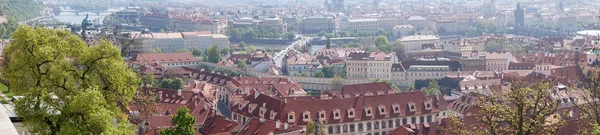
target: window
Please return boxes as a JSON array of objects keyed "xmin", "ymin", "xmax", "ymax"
[
  {"xmin": 357, "ymin": 123, "xmax": 364, "ymax": 131},
  {"xmin": 350, "ymin": 124, "xmax": 355, "ymax": 132},
  {"xmin": 328, "ymin": 126, "xmax": 333, "ymax": 134},
  {"xmin": 348, "ymin": 108, "xmax": 355, "ymax": 118},
  {"xmin": 393, "ymin": 104, "xmax": 400, "ymax": 113},
  {"xmin": 395, "ymin": 119, "xmax": 400, "ymax": 127},
  {"xmin": 411, "ymin": 117, "xmax": 416, "ymax": 124},
  {"xmin": 382, "ymin": 121, "xmax": 387, "ymax": 129},
  {"xmin": 388, "ymin": 120, "xmax": 393, "ymax": 127},
  {"xmin": 367, "ymin": 122, "xmax": 372, "ymax": 131},
  {"xmin": 420, "ymin": 116, "xmax": 424, "ymax": 124},
  {"xmin": 374, "ymin": 121, "xmax": 380, "ymax": 129},
  {"xmin": 402, "ymin": 118, "xmax": 407, "ymax": 125},
  {"xmin": 343, "ymin": 125, "xmax": 348, "ymax": 133}
]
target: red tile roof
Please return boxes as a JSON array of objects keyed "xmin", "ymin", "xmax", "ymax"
[
  {"xmin": 386, "ymin": 122, "xmax": 438, "ymax": 135},
  {"xmin": 200, "ymin": 115, "xmax": 240, "ymax": 134},
  {"xmin": 231, "ymin": 91, "xmax": 448, "ymax": 126},
  {"xmin": 339, "ymin": 82, "xmax": 394, "ymax": 97}
]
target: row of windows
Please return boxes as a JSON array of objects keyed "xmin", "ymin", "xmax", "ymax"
[
  {"xmin": 165, "ymin": 62, "xmax": 199, "ymax": 66},
  {"xmin": 325, "ymin": 114, "xmax": 436, "ymax": 134}
]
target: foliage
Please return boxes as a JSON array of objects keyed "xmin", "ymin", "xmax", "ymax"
[
  {"xmin": 374, "ymin": 35, "xmax": 389, "ymax": 48},
  {"xmin": 142, "ymin": 74, "xmax": 155, "ymax": 86},
  {"xmin": 158, "ymin": 78, "xmax": 184, "ymax": 90},
  {"xmin": 1, "ymin": 26, "xmax": 138, "ymax": 134},
  {"xmin": 330, "ymin": 75, "xmax": 344, "ymax": 90},
  {"xmin": 443, "ymin": 82, "xmax": 565, "ymax": 135},
  {"xmin": 245, "ymin": 45, "xmax": 257, "ymax": 54},
  {"xmin": 392, "ymin": 43, "xmax": 407, "ymax": 61},
  {"xmin": 423, "ymin": 80, "xmax": 441, "ymax": 95},
  {"xmin": 326, "ymin": 37, "xmax": 331, "ymax": 49},
  {"xmin": 237, "ymin": 61, "xmax": 247, "ymax": 69},
  {"xmin": 374, "ymin": 79, "xmax": 400, "ymax": 92},
  {"xmin": 176, "ymin": 48, "xmax": 189, "ymax": 53},
  {"xmin": 508, "ymin": 44, "xmax": 526, "ymax": 56},
  {"xmin": 296, "ymin": 72, "xmax": 308, "ymax": 77},
  {"xmin": 221, "ymin": 47, "xmax": 231, "ymax": 56},
  {"xmin": 286, "ymin": 32, "xmax": 296, "ymax": 40},
  {"xmin": 227, "ymin": 27, "xmax": 294, "ymax": 39},
  {"xmin": 159, "ymin": 107, "xmax": 196, "ymax": 135},
  {"xmin": 484, "ymin": 42, "xmax": 505, "ymax": 52},
  {"xmin": 0, "ymin": 0, "xmax": 43, "ymax": 39},
  {"xmin": 305, "ymin": 90, "xmax": 321, "ymax": 96},
  {"xmin": 149, "ymin": 48, "xmax": 163, "ymax": 53},
  {"xmin": 239, "ymin": 42, "xmax": 247, "ymax": 49},
  {"xmin": 340, "ymin": 42, "xmax": 360, "ymax": 48},
  {"xmin": 570, "ymin": 71, "xmax": 600, "ymax": 134},
  {"xmin": 313, "ymin": 70, "xmax": 325, "ymax": 78},
  {"xmin": 192, "ymin": 48, "xmax": 202, "ymax": 57},
  {"xmin": 206, "ymin": 45, "xmax": 222, "ymax": 63},
  {"xmin": 321, "ymin": 65, "xmax": 339, "ymax": 78},
  {"xmin": 131, "ymin": 85, "xmax": 157, "ymax": 119},
  {"xmin": 305, "ymin": 118, "xmax": 328, "ymax": 135}
]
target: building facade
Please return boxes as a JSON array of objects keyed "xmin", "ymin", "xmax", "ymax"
[
  {"xmin": 301, "ymin": 16, "xmax": 336, "ymax": 34},
  {"xmin": 346, "ymin": 52, "xmax": 397, "ymax": 80},
  {"xmin": 398, "ymin": 35, "xmax": 440, "ymax": 51}
]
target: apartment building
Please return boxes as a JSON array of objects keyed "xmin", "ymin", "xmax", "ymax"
[
  {"xmin": 301, "ymin": 16, "xmax": 336, "ymax": 34},
  {"xmin": 229, "ymin": 83, "xmax": 449, "ymax": 135},
  {"xmin": 346, "ymin": 52, "xmax": 397, "ymax": 80},
  {"xmin": 397, "ymin": 35, "xmax": 440, "ymax": 51},
  {"xmin": 131, "ymin": 52, "xmax": 201, "ymax": 68},
  {"xmin": 407, "ymin": 16, "xmax": 426, "ymax": 30},
  {"xmin": 229, "ymin": 16, "xmax": 287, "ymax": 33},
  {"xmin": 392, "ymin": 25, "xmax": 415, "ymax": 38},
  {"xmin": 485, "ymin": 52, "xmax": 513, "ymax": 71},
  {"xmin": 390, "ymin": 61, "xmax": 460, "ymax": 81},
  {"xmin": 136, "ymin": 32, "xmax": 230, "ymax": 53},
  {"xmin": 339, "ymin": 18, "xmax": 398, "ymax": 33}
]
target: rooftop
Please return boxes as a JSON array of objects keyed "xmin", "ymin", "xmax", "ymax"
[{"xmin": 398, "ymin": 35, "xmax": 440, "ymax": 42}]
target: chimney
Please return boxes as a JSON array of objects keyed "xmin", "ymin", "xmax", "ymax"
[
  {"xmin": 276, "ymin": 120, "xmax": 281, "ymax": 129},
  {"xmin": 284, "ymin": 98, "xmax": 288, "ymax": 104},
  {"xmin": 177, "ymin": 89, "xmax": 182, "ymax": 97}
]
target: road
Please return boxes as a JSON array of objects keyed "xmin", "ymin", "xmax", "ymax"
[{"xmin": 273, "ymin": 34, "xmax": 314, "ymax": 68}]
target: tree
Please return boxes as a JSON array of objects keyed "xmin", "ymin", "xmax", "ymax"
[
  {"xmin": 296, "ymin": 72, "xmax": 308, "ymax": 77},
  {"xmin": 245, "ymin": 45, "xmax": 257, "ymax": 54},
  {"xmin": 237, "ymin": 61, "xmax": 247, "ymax": 69},
  {"xmin": 131, "ymin": 84, "xmax": 158, "ymax": 119},
  {"xmin": 149, "ymin": 48, "xmax": 162, "ymax": 53},
  {"xmin": 424, "ymin": 80, "xmax": 441, "ymax": 95},
  {"xmin": 176, "ymin": 48, "xmax": 189, "ymax": 53},
  {"xmin": 374, "ymin": 79, "xmax": 400, "ymax": 92},
  {"xmin": 393, "ymin": 43, "xmax": 407, "ymax": 61},
  {"xmin": 158, "ymin": 78, "xmax": 183, "ymax": 90},
  {"xmin": 374, "ymin": 36, "xmax": 390, "ymax": 51},
  {"xmin": 1, "ymin": 26, "xmax": 138, "ymax": 134},
  {"xmin": 330, "ymin": 75, "xmax": 344, "ymax": 90},
  {"xmin": 142, "ymin": 74, "xmax": 155, "ymax": 86},
  {"xmin": 206, "ymin": 45, "xmax": 222, "ymax": 63},
  {"xmin": 239, "ymin": 41, "xmax": 247, "ymax": 49},
  {"xmin": 313, "ymin": 70, "xmax": 325, "ymax": 78},
  {"xmin": 484, "ymin": 42, "xmax": 505, "ymax": 52},
  {"xmin": 326, "ymin": 37, "xmax": 332, "ymax": 49},
  {"xmin": 444, "ymin": 82, "xmax": 565, "ymax": 135},
  {"xmin": 220, "ymin": 47, "xmax": 231, "ymax": 56},
  {"xmin": 567, "ymin": 71, "xmax": 600, "ymax": 133},
  {"xmin": 286, "ymin": 33, "xmax": 296, "ymax": 40},
  {"xmin": 159, "ymin": 107, "xmax": 196, "ymax": 135},
  {"xmin": 305, "ymin": 118, "xmax": 328, "ymax": 135},
  {"xmin": 192, "ymin": 48, "xmax": 202, "ymax": 57},
  {"xmin": 321, "ymin": 65, "xmax": 337, "ymax": 78}
]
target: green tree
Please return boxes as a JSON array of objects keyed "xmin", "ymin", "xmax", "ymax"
[
  {"xmin": 149, "ymin": 48, "xmax": 162, "ymax": 53},
  {"xmin": 159, "ymin": 79, "xmax": 174, "ymax": 89},
  {"xmin": 286, "ymin": 33, "xmax": 296, "ymax": 40},
  {"xmin": 393, "ymin": 43, "xmax": 407, "ymax": 61},
  {"xmin": 159, "ymin": 107, "xmax": 196, "ymax": 135},
  {"xmin": 239, "ymin": 41, "xmax": 247, "ymax": 49},
  {"xmin": 192, "ymin": 48, "xmax": 202, "ymax": 57},
  {"xmin": 220, "ymin": 47, "xmax": 231, "ymax": 56},
  {"xmin": 237, "ymin": 61, "xmax": 247, "ymax": 69},
  {"xmin": 321, "ymin": 65, "xmax": 337, "ymax": 78},
  {"xmin": 306, "ymin": 118, "xmax": 328, "ymax": 135},
  {"xmin": 330, "ymin": 75, "xmax": 344, "ymax": 90},
  {"xmin": 176, "ymin": 48, "xmax": 189, "ymax": 52},
  {"xmin": 424, "ymin": 80, "xmax": 441, "ymax": 95},
  {"xmin": 1, "ymin": 26, "xmax": 138, "ymax": 134},
  {"xmin": 374, "ymin": 79, "xmax": 400, "ymax": 92},
  {"xmin": 313, "ymin": 70, "xmax": 325, "ymax": 78},
  {"xmin": 374, "ymin": 35, "xmax": 390, "ymax": 51},
  {"xmin": 296, "ymin": 72, "xmax": 308, "ymax": 77},
  {"xmin": 245, "ymin": 45, "xmax": 257, "ymax": 54},
  {"xmin": 142, "ymin": 74, "xmax": 155, "ymax": 86},
  {"xmin": 484, "ymin": 42, "xmax": 505, "ymax": 52},
  {"xmin": 443, "ymin": 82, "xmax": 565, "ymax": 135},
  {"xmin": 326, "ymin": 37, "xmax": 332, "ymax": 49},
  {"xmin": 206, "ymin": 45, "xmax": 222, "ymax": 63}
]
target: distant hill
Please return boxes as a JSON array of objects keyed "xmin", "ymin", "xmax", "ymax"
[{"xmin": 0, "ymin": 0, "xmax": 43, "ymax": 39}]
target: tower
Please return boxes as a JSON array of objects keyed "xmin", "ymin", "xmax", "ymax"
[{"xmin": 514, "ymin": 3, "xmax": 525, "ymax": 27}]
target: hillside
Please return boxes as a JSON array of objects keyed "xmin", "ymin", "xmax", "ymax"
[{"xmin": 0, "ymin": 0, "xmax": 43, "ymax": 39}]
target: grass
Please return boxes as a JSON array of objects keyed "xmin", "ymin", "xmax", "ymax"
[{"xmin": 0, "ymin": 83, "xmax": 15, "ymax": 104}]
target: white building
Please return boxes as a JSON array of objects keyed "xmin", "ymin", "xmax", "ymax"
[
  {"xmin": 392, "ymin": 25, "xmax": 415, "ymax": 38},
  {"xmin": 397, "ymin": 35, "xmax": 440, "ymax": 51},
  {"xmin": 137, "ymin": 32, "xmax": 230, "ymax": 53}
]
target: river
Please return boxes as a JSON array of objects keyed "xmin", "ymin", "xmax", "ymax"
[{"xmin": 52, "ymin": 7, "xmax": 121, "ymax": 25}]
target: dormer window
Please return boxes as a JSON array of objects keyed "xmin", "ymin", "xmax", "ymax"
[
  {"xmin": 319, "ymin": 110, "xmax": 326, "ymax": 120},
  {"xmin": 270, "ymin": 110, "xmax": 278, "ymax": 120},
  {"xmin": 393, "ymin": 104, "xmax": 400, "ymax": 114},
  {"xmin": 288, "ymin": 112, "xmax": 295, "ymax": 123},
  {"xmin": 259, "ymin": 107, "xmax": 266, "ymax": 118},
  {"xmin": 347, "ymin": 108, "xmax": 355, "ymax": 118},
  {"xmin": 365, "ymin": 107, "xmax": 373, "ymax": 117},
  {"xmin": 333, "ymin": 109, "xmax": 341, "ymax": 120},
  {"xmin": 424, "ymin": 99, "xmax": 433, "ymax": 110},
  {"xmin": 408, "ymin": 102, "xmax": 416, "ymax": 112},
  {"xmin": 303, "ymin": 111, "xmax": 311, "ymax": 122},
  {"xmin": 378, "ymin": 104, "xmax": 386, "ymax": 115}
]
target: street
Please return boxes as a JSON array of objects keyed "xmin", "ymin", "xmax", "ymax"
[{"xmin": 273, "ymin": 34, "xmax": 314, "ymax": 68}]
